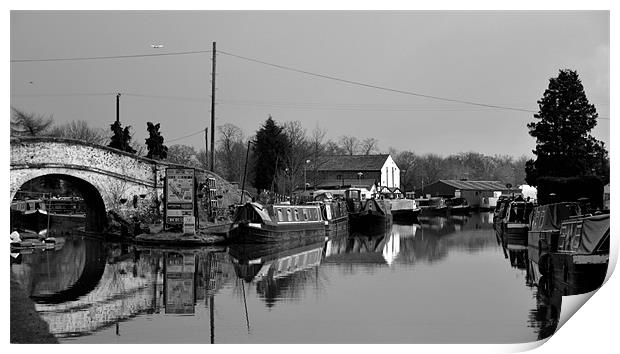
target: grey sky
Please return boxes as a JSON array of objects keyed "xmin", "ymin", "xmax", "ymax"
[{"xmin": 10, "ymin": 10, "xmax": 610, "ymax": 158}]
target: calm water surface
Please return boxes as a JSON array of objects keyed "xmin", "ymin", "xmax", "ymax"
[{"xmin": 10, "ymin": 212, "xmax": 560, "ymax": 343}]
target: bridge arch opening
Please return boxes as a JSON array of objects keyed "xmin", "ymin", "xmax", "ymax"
[{"xmin": 13, "ymin": 174, "xmax": 108, "ymax": 232}]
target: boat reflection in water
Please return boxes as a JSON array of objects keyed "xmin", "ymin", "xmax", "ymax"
[{"xmin": 228, "ymin": 239, "xmax": 326, "ymax": 308}]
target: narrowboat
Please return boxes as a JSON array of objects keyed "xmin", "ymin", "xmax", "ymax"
[
  {"xmin": 500, "ymin": 198, "xmax": 534, "ymax": 248},
  {"xmin": 345, "ymin": 189, "xmax": 393, "ymax": 235},
  {"xmin": 492, "ymin": 196, "xmax": 511, "ymax": 236},
  {"xmin": 309, "ymin": 192, "xmax": 349, "ymax": 238},
  {"xmin": 527, "ymin": 202, "xmax": 582, "ymax": 285},
  {"xmin": 547, "ymin": 213, "xmax": 609, "ymax": 295},
  {"xmin": 227, "ymin": 202, "xmax": 326, "ymax": 243},
  {"xmin": 415, "ymin": 197, "xmax": 448, "ymax": 215},
  {"xmin": 11, "ymin": 197, "xmax": 86, "ymax": 232},
  {"xmin": 378, "ymin": 187, "xmax": 421, "ymax": 221},
  {"xmin": 445, "ymin": 197, "xmax": 471, "ymax": 214}
]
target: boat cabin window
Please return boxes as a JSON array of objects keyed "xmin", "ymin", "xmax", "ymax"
[
  {"xmin": 26, "ymin": 203, "xmax": 31, "ymax": 211},
  {"xmin": 294, "ymin": 209, "xmax": 300, "ymax": 221},
  {"xmin": 308, "ymin": 208, "xmax": 318, "ymax": 220},
  {"xmin": 277, "ymin": 208, "xmax": 284, "ymax": 221},
  {"xmin": 302, "ymin": 209, "xmax": 308, "ymax": 220},
  {"xmin": 286, "ymin": 209, "xmax": 292, "ymax": 221}
]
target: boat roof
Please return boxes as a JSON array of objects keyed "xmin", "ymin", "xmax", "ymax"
[{"xmin": 566, "ymin": 213, "xmax": 610, "ymax": 253}]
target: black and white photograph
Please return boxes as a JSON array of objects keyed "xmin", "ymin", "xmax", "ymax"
[{"xmin": 8, "ymin": 6, "xmax": 613, "ymax": 348}]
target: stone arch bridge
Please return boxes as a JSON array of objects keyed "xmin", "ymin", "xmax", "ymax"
[{"xmin": 10, "ymin": 137, "xmax": 240, "ymax": 232}]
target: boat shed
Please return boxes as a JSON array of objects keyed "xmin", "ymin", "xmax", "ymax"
[{"xmin": 421, "ymin": 180, "xmax": 520, "ymax": 208}]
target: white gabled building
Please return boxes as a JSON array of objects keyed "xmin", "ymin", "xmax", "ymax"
[{"xmin": 310, "ymin": 154, "xmax": 400, "ymax": 190}]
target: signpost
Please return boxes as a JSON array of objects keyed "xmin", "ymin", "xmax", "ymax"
[{"xmin": 165, "ymin": 168, "xmax": 196, "ymax": 232}]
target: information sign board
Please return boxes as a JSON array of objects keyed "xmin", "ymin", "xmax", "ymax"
[{"xmin": 165, "ymin": 168, "xmax": 195, "ymax": 228}]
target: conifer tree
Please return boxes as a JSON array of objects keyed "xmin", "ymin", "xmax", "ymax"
[
  {"xmin": 252, "ymin": 116, "xmax": 290, "ymax": 192},
  {"xmin": 108, "ymin": 121, "xmax": 136, "ymax": 154},
  {"xmin": 145, "ymin": 122, "xmax": 168, "ymax": 159},
  {"xmin": 525, "ymin": 69, "xmax": 608, "ymax": 185}
]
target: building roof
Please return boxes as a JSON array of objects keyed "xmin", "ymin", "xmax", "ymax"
[
  {"xmin": 317, "ymin": 154, "xmax": 391, "ymax": 171},
  {"xmin": 316, "ymin": 178, "xmax": 377, "ymax": 190},
  {"xmin": 434, "ymin": 180, "xmax": 512, "ymax": 191}
]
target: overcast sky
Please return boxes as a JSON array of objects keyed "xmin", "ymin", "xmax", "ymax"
[{"xmin": 10, "ymin": 10, "xmax": 610, "ymax": 158}]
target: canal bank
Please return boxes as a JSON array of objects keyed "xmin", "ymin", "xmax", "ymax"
[{"xmin": 10, "ymin": 278, "xmax": 57, "ymax": 343}]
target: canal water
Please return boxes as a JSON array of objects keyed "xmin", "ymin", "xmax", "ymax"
[{"xmin": 10, "ymin": 212, "xmax": 560, "ymax": 343}]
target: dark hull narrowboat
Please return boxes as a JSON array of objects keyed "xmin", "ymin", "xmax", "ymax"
[
  {"xmin": 321, "ymin": 200, "xmax": 349, "ymax": 238},
  {"xmin": 492, "ymin": 196, "xmax": 511, "ymax": 238},
  {"xmin": 348, "ymin": 198, "xmax": 393, "ymax": 236},
  {"xmin": 227, "ymin": 202, "xmax": 326, "ymax": 244},
  {"xmin": 500, "ymin": 198, "xmax": 534, "ymax": 249},
  {"xmin": 17, "ymin": 209, "xmax": 86, "ymax": 232},
  {"xmin": 547, "ymin": 213, "xmax": 609, "ymax": 295},
  {"xmin": 527, "ymin": 202, "xmax": 582, "ymax": 285}
]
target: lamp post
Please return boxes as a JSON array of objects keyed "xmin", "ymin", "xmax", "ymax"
[{"xmin": 304, "ymin": 159, "xmax": 311, "ymax": 192}]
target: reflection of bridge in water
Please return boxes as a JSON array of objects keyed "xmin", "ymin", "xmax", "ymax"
[{"xmin": 10, "ymin": 237, "xmax": 237, "ymax": 338}]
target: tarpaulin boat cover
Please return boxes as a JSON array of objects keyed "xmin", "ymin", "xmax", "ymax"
[
  {"xmin": 530, "ymin": 202, "xmax": 581, "ymax": 231},
  {"xmin": 577, "ymin": 214, "xmax": 610, "ymax": 254}
]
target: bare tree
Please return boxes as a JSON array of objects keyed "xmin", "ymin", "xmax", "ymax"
[
  {"xmin": 339, "ymin": 135, "xmax": 359, "ymax": 155},
  {"xmin": 309, "ymin": 125, "xmax": 327, "ymax": 188},
  {"xmin": 48, "ymin": 120, "xmax": 108, "ymax": 145},
  {"xmin": 166, "ymin": 144, "xmax": 200, "ymax": 167},
  {"xmin": 282, "ymin": 121, "xmax": 312, "ymax": 195},
  {"xmin": 360, "ymin": 137, "xmax": 379, "ymax": 155},
  {"xmin": 216, "ymin": 123, "xmax": 245, "ymax": 182},
  {"xmin": 11, "ymin": 107, "xmax": 53, "ymax": 136}
]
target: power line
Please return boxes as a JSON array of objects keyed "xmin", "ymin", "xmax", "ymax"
[
  {"xmin": 218, "ymin": 50, "xmax": 538, "ymax": 114},
  {"xmin": 219, "ymin": 50, "xmax": 610, "ymax": 120},
  {"xmin": 11, "ymin": 49, "xmax": 213, "ymax": 63},
  {"xmin": 11, "ymin": 92, "xmax": 115, "ymax": 97},
  {"xmin": 123, "ymin": 93, "xmax": 208, "ymax": 103},
  {"xmin": 166, "ymin": 129, "xmax": 205, "ymax": 143},
  {"xmin": 10, "ymin": 91, "xmax": 610, "ymax": 119}
]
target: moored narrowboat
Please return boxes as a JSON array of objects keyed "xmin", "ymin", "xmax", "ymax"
[
  {"xmin": 309, "ymin": 192, "xmax": 349, "ymax": 238},
  {"xmin": 227, "ymin": 202, "xmax": 326, "ymax": 244},
  {"xmin": 527, "ymin": 202, "xmax": 582, "ymax": 285},
  {"xmin": 415, "ymin": 197, "xmax": 448, "ymax": 215},
  {"xmin": 345, "ymin": 188, "xmax": 392, "ymax": 235},
  {"xmin": 547, "ymin": 213, "xmax": 609, "ymax": 295},
  {"xmin": 500, "ymin": 198, "xmax": 534, "ymax": 248},
  {"xmin": 445, "ymin": 197, "xmax": 471, "ymax": 214},
  {"xmin": 378, "ymin": 187, "xmax": 421, "ymax": 221}
]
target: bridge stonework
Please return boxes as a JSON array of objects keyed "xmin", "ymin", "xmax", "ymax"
[{"xmin": 10, "ymin": 137, "xmax": 241, "ymax": 228}]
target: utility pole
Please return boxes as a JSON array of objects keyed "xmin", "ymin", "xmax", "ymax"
[
  {"xmin": 204, "ymin": 127, "xmax": 209, "ymax": 170},
  {"xmin": 116, "ymin": 93, "xmax": 121, "ymax": 123},
  {"xmin": 210, "ymin": 42, "xmax": 216, "ymax": 172}
]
